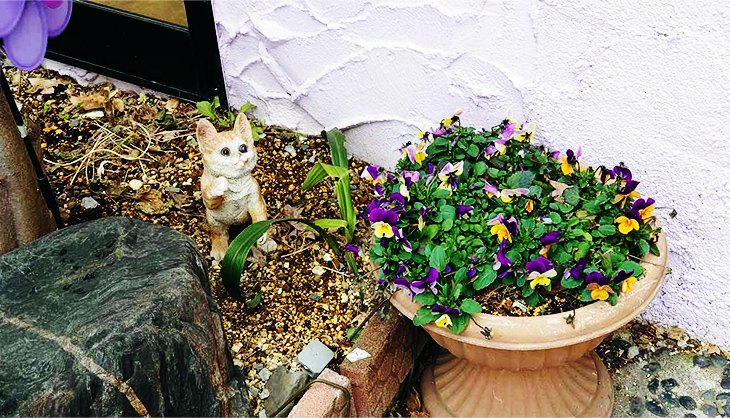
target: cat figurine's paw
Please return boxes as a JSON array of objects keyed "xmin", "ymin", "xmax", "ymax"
[
  {"xmin": 257, "ymin": 234, "xmax": 278, "ymax": 253},
  {"xmin": 210, "ymin": 176, "xmax": 229, "ymax": 197}
]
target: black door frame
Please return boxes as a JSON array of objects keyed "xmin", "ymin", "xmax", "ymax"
[{"xmin": 46, "ymin": 0, "xmax": 227, "ymax": 106}]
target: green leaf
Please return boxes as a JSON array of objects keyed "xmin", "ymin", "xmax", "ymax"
[
  {"xmin": 473, "ymin": 161, "xmax": 487, "ymax": 176},
  {"xmin": 580, "ymin": 289, "xmax": 594, "ymax": 302},
  {"xmin": 448, "ymin": 314, "xmax": 470, "ymax": 334},
  {"xmin": 440, "ymin": 205, "xmax": 456, "ymax": 220},
  {"xmin": 302, "ymin": 163, "xmax": 349, "ymax": 190},
  {"xmin": 598, "ymin": 225, "xmax": 617, "ymax": 236},
  {"xmin": 563, "ymin": 187, "xmax": 581, "ymax": 206},
  {"xmin": 433, "ymin": 189, "xmax": 451, "ymax": 199},
  {"xmin": 424, "ymin": 224, "xmax": 440, "ymax": 239},
  {"xmin": 413, "ymin": 306, "xmax": 439, "ymax": 326},
  {"xmin": 473, "ymin": 269, "xmax": 497, "ymax": 290},
  {"xmin": 222, "ymin": 218, "xmax": 341, "ymax": 301},
  {"xmin": 245, "ymin": 290, "xmax": 263, "ymax": 307},
  {"xmin": 430, "ymin": 246, "xmax": 447, "ymax": 271},
  {"xmin": 617, "ymin": 260, "xmax": 645, "ymax": 277},
  {"xmin": 346, "ymin": 326, "xmax": 362, "ymax": 342},
  {"xmin": 467, "ymin": 144, "xmax": 480, "ymax": 158},
  {"xmin": 442, "ymin": 218, "xmax": 454, "ymax": 231},
  {"xmin": 549, "ymin": 212, "xmax": 561, "ymax": 224},
  {"xmin": 313, "ymin": 219, "xmax": 348, "ymax": 230},
  {"xmin": 325, "ymin": 129, "xmax": 348, "ymax": 168},
  {"xmin": 415, "ymin": 292, "xmax": 436, "ymax": 305},
  {"xmin": 460, "ymin": 299, "xmax": 482, "ymax": 314},
  {"xmin": 561, "ymin": 274, "xmax": 583, "ymax": 289},
  {"xmin": 522, "ymin": 285, "xmax": 535, "ymax": 297},
  {"xmin": 525, "ymin": 291, "xmax": 540, "ymax": 307},
  {"xmin": 240, "ymin": 102, "xmax": 256, "ymax": 113},
  {"xmin": 575, "ymin": 241, "xmax": 591, "ymax": 260},
  {"xmin": 455, "ymin": 267, "xmax": 468, "ymax": 282},
  {"xmin": 196, "ymin": 101, "xmax": 215, "ymax": 119},
  {"xmin": 638, "ymin": 239, "xmax": 650, "ymax": 256}
]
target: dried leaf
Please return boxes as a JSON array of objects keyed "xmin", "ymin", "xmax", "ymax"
[
  {"xmin": 406, "ymin": 387, "xmax": 422, "ymax": 412},
  {"xmin": 135, "ymin": 186, "xmax": 168, "ymax": 214},
  {"xmin": 28, "ymin": 77, "xmax": 60, "ymax": 94},
  {"xmin": 170, "ymin": 193, "xmax": 189, "ymax": 207},
  {"xmin": 70, "ymin": 93, "xmax": 106, "ymax": 111},
  {"xmin": 247, "ymin": 246, "xmax": 266, "ymax": 267},
  {"xmin": 280, "ymin": 204, "xmax": 304, "ymax": 218},
  {"xmin": 165, "ymin": 98, "xmax": 179, "ymax": 112},
  {"xmin": 549, "ymin": 180, "xmax": 570, "ymax": 203},
  {"xmin": 112, "ymin": 98, "xmax": 125, "ymax": 112},
  {"xmin": 666, "ymin": 326, "xmax": 684, "ymax": 340}
]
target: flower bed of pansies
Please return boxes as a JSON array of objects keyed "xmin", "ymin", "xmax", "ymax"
[{"xmin": 363, "ymin": 112, "xmax": 661, "ymax": 334}]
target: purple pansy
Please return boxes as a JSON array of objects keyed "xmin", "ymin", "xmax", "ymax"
[
  {"xmin": 613, "ymin": 269, "xmax": 635, "ymax": 282},
  {"xmin": 484, "ymin": 181, "xmax": 500, "ymax": 196},
  {"xmin": 613, "ymin": 166, "xmax": 633, "ymax": 183},
  {"xmin": 585, "ymin": 271, "xmax": 609, "ymax": 285},
  {"xmin": 389, "ymin": 192, "xmax": 406, "ymax": 206},
  {"xmin": 392, "ymin": 226, "xmax": 412, "ymax": 252},
  {"xmin": 467, "ymin": 268, "xmax": 477, "ymax": 278},
  {"xmin": 541, "ymin": 231, "xmax": 562, "ymax": 246},
  {"xmin": 369, "ymin": 207, "xmax": 398, "ymax": 224},
  {"xmin": 504, "ymin": 217, "xmax": 519, "ymax": 238},
  {"xmin": 456, "ymin": 205, "xmax": 474, "ymax": 218},
  {"xmin": 431, "ymin": 304, "xmax": 460, "ymax": 316},
  {"xmin": 401, "ymin": 170, "xmax": 420, "ymax": 189},
  {"xmin": 496, "ymin": 239, "xmax": 513, "ymax": 266},
  {"xmin": 501, "ymin": 123, "xmax": 516, "ymax": 141},
  {"xmin": 344, "ymin": 244, "xmax": 361, "ymax": 255},
  {"xmin": 525, "ymin": 256, "xmax": 554, "ymax": 274},
  {"xmin": 411, "ymin": 267, "xmax": 439, "ymax": 295},
  {"xmin": 619, "ymin": 180, "xmax": 640, "ymax": 195},
  {"xmin": 394, "ymin": 276, "xmax": 412, "ymax": 294},
  {"xmin": 565, "ymin": 257, "xmax": 587, "ymax": 279},
  {"xmin": 600, "ymin": 167, "xmax": 615, "ymax": 183}
]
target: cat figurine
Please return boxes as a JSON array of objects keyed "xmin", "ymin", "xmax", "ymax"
[{"xmin": 197, "ymin": 112, "xmax": 277, "ymax": 262}]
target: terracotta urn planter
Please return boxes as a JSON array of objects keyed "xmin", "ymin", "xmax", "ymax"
[{"xmin": 390, "ymin": 232, "xmax": 668, "ymax": 417}]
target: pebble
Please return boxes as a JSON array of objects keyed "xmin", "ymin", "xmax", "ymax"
[
  {"xmin": 259, "ymin": 388, "xmax": 270, "ymax": 400},
  {"xmin": 309, "ymin": 293, "xmax": 322, "ymax": 301},
  {"xmin": 81, "ymin": 196, "xmax": 99, "ymax": 209},
  {"xmin": 702, "ymin": 390, "xmax": 716, "ymax": 402},
  {"xmin": 648, "ymin": 378, "xmax": 660, "ymax": 394},
  {"xmin": 712, "ymin": 354, "xmax": 728, "ymax": 368},
  {"xmin": 644, "ymin": 362, "xmax": 662, "ymax": 374},
  {"xmin": 661, "ymin": 392, "xmax": 680, "ymax": 407},
  {"xmin": 679, "ymin": 396, "xmax": 697, "ymax": 410},
  {"xmin": 630, "ymin": 397, "xmax": 645, "ymax": 417},
  {"xmin": 700, "ymin": 404, "xmax": 718, "ymax": 418},
  {"xmin": 259, "ymin": 409, "xmax": 267, "ymax": 418},
  {"xmin": 694, "ymin": 355, "xmax": 713, "ymax": 368},
  {"xmin": 646, "ymin": 400, "xmax": 668, "ymax": 417},
  {"xmin": 722, "ymin": 376, "xmax": 730, "ymax": 390},
  {"xmin": 284, "ymin": 145, "xmax": 296, "ymax": 156},
  {"xmin": 253, "ymin": 363, "xmax": 264, "ymax": 372},
  {"xmin": 661, "ymin": 378, "xmax": 679, "ymax": 392},
  {"xmin": 129, "ymin": 179, "xmax": 143, "ymax": 190},
  {"xmin": 685, "ymin": 414, "xmax": 698, "ymax": 418},
  {"xmin": 628, "ymin": 346, "xmax": 641, "ymax": 359},
  {"xmin": 259, "ymin": 368, "xmax": 271, "ymax": 381},
  {"xmin": 308, "ymin": 155, "xmax": 316, "ymax": 163}
]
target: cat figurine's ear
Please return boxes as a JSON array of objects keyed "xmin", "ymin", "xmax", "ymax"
[
  {"xmin": 196, "ymin": 119, "xmax": 218, "ymax": 152},
  {"xmin": 234, "ymin": 111, "xmax": 254, "ymax": 141}
]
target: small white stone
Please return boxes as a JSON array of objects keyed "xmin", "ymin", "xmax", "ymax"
[
  {"xmin": 81, "ymin": 110, "xmax": 104, "ymax": 119},
  {"xmin": 258, "ymin": 409, "xmax": 268, "ymax": 418},
  {"xmin": 627, "ymin": 346, "xmax": 640, "ymax": 359},
  {"xmin": 277, "ymin": 288, "xmax": 283, "ymax": 295},
  {"xmin": 258, "ymin": 368, "xmax": 271, "ymax": 381},
  {"xmin": 346, "ymin": 348, "xmax": 372, "ymax": 362},
  {"xmin": 129, "ymin": 179, "xmax": 143, "ymax": 190},
  {"xmin": 231, "ymin": 342, "xmax": 243, "ymax": 353},
  {"xmin": 308, "ymin": 155, "xmax": 316, "ymax": 163},
  {"xmin": 312, "ymin": 265, "xmax": 326, "ymax": 276},
  {"xmin": 259, "ymin": 388, "xmax": 270, "ymax": 400},
  {"xmin": 81, "ymin": 196, "xmax": 99, "ymax": 209},
  {"xmin": 322, "ymin": 253, "xmax": 332, "ymax": 262},
  {"xmin": 284, "ymin": 145, "xmax": 296, "ymax": 156}
]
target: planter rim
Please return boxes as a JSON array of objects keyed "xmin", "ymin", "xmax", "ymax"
[{"xmin": 390, "ymin": 230, "xmax": 668, "ymax": 351}]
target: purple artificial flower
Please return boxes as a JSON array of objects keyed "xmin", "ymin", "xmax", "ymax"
[
  {"xmin": 525, "ymin": 256, "xmax": 554, "ymax": 274},
  {"xmin": 540, "ymin": 231, "xmax": 562, "ymax": 246},
  {"xmin": 369, "ymin": 207, "xmax": 398, "ymax": 225},
  {"xmin": 613, "ymin": 269, "xmax": 635, "ymax": 282},
  {"xmin": 585, "ymin": 271, "xmax": 609, "ymax": 285},
  {"xmin": 456, "ymin": 205, "xmax": 474, "ymax": 218},
  {"xmin": 411, "ymin": 267, "xmax": 439, "ymax": 295},
  {"xmin": 431, "ymin": 304, "xmax": 460, "ymax": 316}
]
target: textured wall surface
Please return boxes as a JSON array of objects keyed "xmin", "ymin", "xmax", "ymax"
[{"xmin": 211, "ymin": 0, "xmax": 730, "ymax": 347}]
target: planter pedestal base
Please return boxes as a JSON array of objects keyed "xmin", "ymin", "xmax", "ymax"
[{"xmin": 420, "ymin": 349, "xmax": 613, "ymax": 417}]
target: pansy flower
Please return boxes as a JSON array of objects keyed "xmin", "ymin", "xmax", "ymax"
[
  {"xmin": 494, "ymin": 239, "xmax": 513, "ymax": 268},
  {"xmin": 398, "ymin": 170, "xmax": 421, "ymax": 199},
  {"xmin": 484, "ymin": 181, "xmax": 500, "ymax": 198},
  {"xmin": 431, "ymin": 305, "xmax": 461, "ymax": 328},
  {"xmin": 614, "ymin": 269, "xmax": 637, "ymax": 293},
  {"xmin": 564, "ymin": 257, "xmax": 587, "ymax": 280},
  {"xmin": 526, "ymin": 256, "xmax": 557, "ymax": 289},
  {"xmin": 614, "ymin": 180, "xmax": 641, "ymax": 208},
  {"xmin": 394, "ymin": 276, "xmax": 412, "ymax": 295},
  {"xmin": 631, "ymin": 198, "xmax": 655, "ymax": 223},
  {"xmin": 402, "ymin": 142, "xmax": 428, "ymax": 165},
  {"xmin": 561, "ymin": 148, "xmax": 582, "ymax": 175},
  {"xmin": 418, "ymin": 206, "xmax": 432, "ymax": 230},
  {"xmin": 487, "ymin": 214, "xmax": 512, "ymax": 243},
  {"xmin": 360, "ymin": 164, "xmax": 384, "ymax": 185},
  {"xmin": 456, "ymin": 205, "xmax": 474, "ymax": 219},
  {"xmin": 369, "ymin": 208, "xmax": 398, "ymax": 238},
  {"xmin": 584, "ymin": 271, "xmax": 614, "ymax": 300},
  {"xmin": 392, "ymin": 226, "xmax": 412, "ymax": 252},
  {"xmin": 615, "ymin": 215, "xmax": 640, "ymax": 234},
  {"xmin": 514, "ymin": 121, "xmax": 536, "ymax": 142},
  {"xmin": 525, "ymin": 199, "xmax": 534, "ymax": 213},
  {"xmin": 499, "ymin": 187, "xmax": 529, "ymax": 203},
  {"xmin": 437, "ymin": 161, "xmax": 464, "ymax": 194},
  {"xmin": 344, "ymin": 244, "xmax": 362, "ymax": 255},
  {"xmin": 411, "ymin": 267, "xmax": 439, "ymax": 295},
  {"xmin": 539, "ymin": 231, "xmax": 561, "ymax": 256}
]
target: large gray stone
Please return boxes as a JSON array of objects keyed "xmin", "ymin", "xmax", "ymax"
[
  {"xmin": 0, "ymin": 217, "xmax": 248, "ymax": 416},
  {"xmin": 264, "ymin": 366, "xmax": 310, "ymax": 417}
]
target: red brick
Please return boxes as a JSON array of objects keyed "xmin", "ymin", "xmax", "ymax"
[
  {"xmin": 289, "ymin": 369, "xmax": 356, "ymax": 418},
  {"xmin": 340, "ymin": 309, "xmax": 414, "ymax": 418}
]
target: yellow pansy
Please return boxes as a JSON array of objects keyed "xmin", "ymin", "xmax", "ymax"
[
  {"xmin": 435, "ymin": 314, "xmax": 452, "ymax": 328},
  {"xmin": 621, "ymin": 276, "xmax": 638, "ymax": 293},
  {"xmin": 373, "ymin": 221, "xmax": 394, "ymax": 238},
  {"xmin": 528, "ymin": 269, "xmax": 557, "ymax": 289},
  {"xmin": 639, "ymin": 205, "xmax": 654, "ymax": 222},
  {"xmin": 615, "ymin": 216, "xmax": 640, "ymax": 234},
  {"xmin": 614, "ymin": 190, "xmax": 641, "ymax": 208},
  {"xmin": 490, "ymin": 223, "xmax": 512, "ymax": 243},
  {"xmin": 525, "ymin": 199, "xmax": 534, "ymax": 213},
  {"xmin": 561, "ymin": 156, "xmax": 574, "ymax": 175},
  {"xmin": 586, "ymin": 282, "xmax": 614, "ymax": 301}
]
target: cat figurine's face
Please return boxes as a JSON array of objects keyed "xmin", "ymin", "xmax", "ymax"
[{"xmin": 197, "ymin": 112, "xmax": 257, "ymax": 178}]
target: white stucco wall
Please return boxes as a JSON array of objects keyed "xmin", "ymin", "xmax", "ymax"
[{"xmin": 212, "ymin": 0, "xmax": 730, "ymax": 347}]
